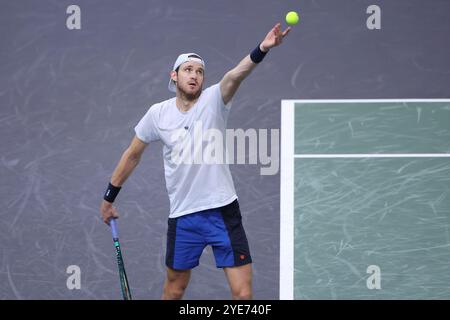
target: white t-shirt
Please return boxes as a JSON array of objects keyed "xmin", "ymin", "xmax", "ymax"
[{"xmin": 134, "ymin": 83, "xmax": 237, "ymax": 218}]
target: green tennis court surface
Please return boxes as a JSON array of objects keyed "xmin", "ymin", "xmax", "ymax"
[{"xmin": 280, "ymin": 100, "xmax": 450, "ymax": 299}]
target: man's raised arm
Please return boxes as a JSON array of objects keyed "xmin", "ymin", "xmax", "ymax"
[{"xmin": 220, "ymin": 23, "xmax": 291, "ymax": 105}]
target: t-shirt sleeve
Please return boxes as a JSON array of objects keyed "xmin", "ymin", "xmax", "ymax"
[
  {"xmin": 134, "ymin": 105, "xmax": 160, "ymax": 143},
  {"xmin": 209, "ymin": 82, "xmax": 233, "ymax": 113}
]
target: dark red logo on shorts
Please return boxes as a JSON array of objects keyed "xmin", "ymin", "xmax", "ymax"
[{"xmin": 240, "ymin": 255, "xmax": 245, "ymax": 260}]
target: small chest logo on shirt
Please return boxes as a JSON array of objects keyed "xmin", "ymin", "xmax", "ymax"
[{"xmin": 184, "ymin": 126, "xmax": 189, "ymax": 130}]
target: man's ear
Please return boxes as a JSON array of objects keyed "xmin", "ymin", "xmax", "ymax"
[{"xmin": 170, "ymin": 70, "xmax": 177, "ymax": 83}]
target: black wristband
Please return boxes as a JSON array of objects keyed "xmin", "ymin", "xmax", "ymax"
[
  {"xmin": 250, "ymin": 43, "xmax": 268, "ymax": 63},
  {"xmin": 104, "ymin": 182, "xmax": 121, "ymax": 203}
]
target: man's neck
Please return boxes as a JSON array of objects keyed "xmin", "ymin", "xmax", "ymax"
[{"xmin": 175, "ymin": 93, "xmax": 199, "ymax": 113}]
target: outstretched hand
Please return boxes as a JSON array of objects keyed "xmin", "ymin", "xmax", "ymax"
[{"xmin": 260, "ymin": 23, "xmax": 291, "ymax": 52}]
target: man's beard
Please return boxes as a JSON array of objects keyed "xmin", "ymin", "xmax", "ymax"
[{"xmin": 177, "ymin": 82, "xmax": 202, "ymax": 101}]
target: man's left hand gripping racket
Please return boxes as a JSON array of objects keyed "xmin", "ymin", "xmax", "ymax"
[{"xmin": 110, "ymin": 219, "xmax": 132, "ymax": 300}]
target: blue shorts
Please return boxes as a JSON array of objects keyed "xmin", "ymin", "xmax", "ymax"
[{"xmin": 166, "ymin": 200, "xmax": 252, "ymax": 270}]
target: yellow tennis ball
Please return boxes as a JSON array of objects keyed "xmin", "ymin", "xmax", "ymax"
[{"xmin": 286, "ymin": 11, "xmax": 299, "ymax": 25}]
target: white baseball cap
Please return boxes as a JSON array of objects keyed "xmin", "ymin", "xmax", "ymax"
[{"xmin": 168, "ymin": 53, "xmax": 205, "ymax": 92}]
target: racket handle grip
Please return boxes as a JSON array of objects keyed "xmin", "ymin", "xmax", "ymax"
[{"xmin": 110, "ymin": 219, "xmax": 119, "ymax": 239}]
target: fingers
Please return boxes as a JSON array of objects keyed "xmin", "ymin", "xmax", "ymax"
[
  {"xmin": 107, "ymin": 217, "xmax": 118, "ymax": 226},
  {"xmin": 275, "ymin": 25, "xmax": 285, "ymax": 45},
  {"xmin": 270, "ymin": 22, "xmax": 281, "ymax": 35},
  {"xmin": 275, "ymin": 24, "xmax": 289, "ymax": 39},
  {"xmin": 105, "ymin": 215, "xmax": 118, "ymax": 226},
  {"xmin": 101, "ymin": 206, "xmax": 119, "ymax": 225},
  {"xmin": 282, "ymin": 27, "xmax": 291, "ymax": 38},
  {"xmin": 103, "ymin": 214, "xmax": 111, "ymax": 225},
  {"xmin": 272, "ymin": 22, "xmax": 291, "ymax": 36},
  {"xmin": 268, "ymin": 23, "xmax": 291, "ymax": 47}
]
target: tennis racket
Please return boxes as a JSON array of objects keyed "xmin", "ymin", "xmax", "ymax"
[{"xmin": 110, "ymin": 219, "xmax": 132, "ymax": 300}]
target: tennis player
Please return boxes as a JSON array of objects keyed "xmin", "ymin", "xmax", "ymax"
[{"xmin": 100, "ymin": 23, "xmax": 290, "ymax": 300}]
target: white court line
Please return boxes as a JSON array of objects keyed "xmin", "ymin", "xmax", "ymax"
[
  {"xmin": 294, "ymin": 154, "xmax": 450, "ymax": 158},
  {"xmin": 279, "ymin": 101, "xmax": 294, "ymax": 300}
]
